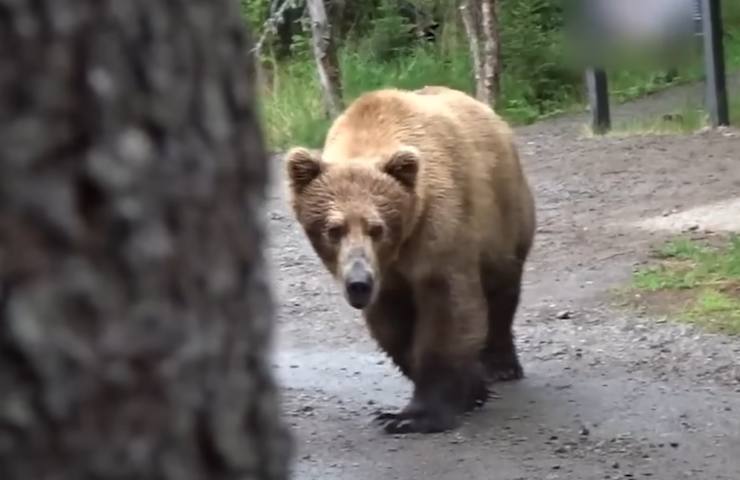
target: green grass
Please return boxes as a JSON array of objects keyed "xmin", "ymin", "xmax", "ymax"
[
  {"xmin": 259, "ymin": 41, "xmax": 585, "ymax": 149},
  {"xmin": 261, "ymin": 44, "xmax": 476, "ymax": 149},
  {"xmin": 629, "ymin": 236, "xmax": 740, "ymax": 335},
  {"xmin": 685, "ymin": 290, "xmax": 740, "ymax": 334}
]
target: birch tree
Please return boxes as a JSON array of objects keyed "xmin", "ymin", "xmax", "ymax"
[
  {"xmin": 460, "ymin": 0, "xmax": 501, "ymax": 106},
  {"xmin": 307, "ymin": 0, "xmax": 344, "ymax": 118}
]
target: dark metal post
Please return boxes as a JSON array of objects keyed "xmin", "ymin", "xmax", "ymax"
[
  {"xmin": 586, "ymin": 68, "xmax": 611, "ymax": 134},
  {"xmin": 700, "ymin": 0, "xmax": 729, "ymax": 126},
  {"xmin": 693, "ymin": 0, "xmax": 705, "ymax": 71}
]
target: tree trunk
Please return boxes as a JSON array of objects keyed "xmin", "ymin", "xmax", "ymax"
[
  {"xmin": 480, "ymin": 0, "xmax": 501, "ymax": 104},
  {"xmin": 307, "ymin": 0, "xmax": 345, "ymax": 118},
  {"xmin": 460, "ymin": 0, "xmax": 501, "ymax": 106},
  {"xmin": 0, "ymin": 1, "xmax": 292, "ymax": 479},
  {"xmin": 460, "ymin": 1, "xmax": 486, "ymax": 102}
]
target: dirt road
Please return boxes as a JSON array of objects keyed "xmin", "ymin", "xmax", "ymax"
[{"xmin": 264, "ymin": 84, "xmax": 740, "ymax": 479}]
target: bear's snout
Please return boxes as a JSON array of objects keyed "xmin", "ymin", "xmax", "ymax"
[{"xmin": 344, "ymin": 261, "xmax": 375, "ymax": 310}]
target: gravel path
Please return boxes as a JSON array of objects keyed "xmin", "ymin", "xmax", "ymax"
[{"xmin": 264, "ymin": 85, "xmax": 740, "ymax": 480}]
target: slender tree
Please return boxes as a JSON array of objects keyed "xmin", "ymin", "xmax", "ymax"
[
  {"xmin": 0, "ymin": 1, "xmax": 292, "ymax": 479},
  {"xmin": 307, "ymin": 0, "xmax": 345, "ymax": 118},
  {"xmin": 460, "ymin": 0, "xmax": 501, "ymax": 106}
]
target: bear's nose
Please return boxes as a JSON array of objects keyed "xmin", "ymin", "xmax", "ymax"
[
  {"xmin": 347, "ymin": 278, "xmax": 372, "ymax": 296},
  {"xmin": 344, "ymin": 263, "xmax": 374, "ymax": 309}
]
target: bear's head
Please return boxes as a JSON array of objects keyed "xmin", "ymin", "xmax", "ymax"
[{"xmin": 284, "ymin": 145, "xmax": 420, "ymax": 310}]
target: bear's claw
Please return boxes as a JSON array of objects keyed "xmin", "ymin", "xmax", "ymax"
[
  {"xmin": 373, "ymin": 410, "xmax": 456, "ymax": 434},
  {"xmin": 485, "ymin": 362, "xmax": 524, "ymax": 383}
]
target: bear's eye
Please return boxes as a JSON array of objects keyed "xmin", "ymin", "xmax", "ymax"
[
  {"xmin": 326, "ymin": 224, "xmax": 345, "ymax": 242},
  {"xmin": 368, "ymin": 224, "xmax": 384, "ymax": 240}
]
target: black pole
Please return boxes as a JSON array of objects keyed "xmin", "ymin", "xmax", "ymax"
[
  {"xmin": 700, "ymin": 0, "xmax": 729, "ymax": 126},
  {"xmin": 586, "ymin": 68, "xmax": 611, "ymax": 134}
]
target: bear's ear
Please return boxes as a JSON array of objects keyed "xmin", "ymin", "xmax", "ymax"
[
  {"xmin": 285, "ymin": 147, "xmax": 324, "ymax": 193},
  {"xmin": 381, "ymin": 146, "xmax": 419, "ymax": 190}
]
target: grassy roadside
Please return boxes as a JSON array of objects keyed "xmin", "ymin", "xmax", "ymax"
[
  {"xmin": 620, "ymin": 236, "xmax": 740, "ymax": 335},
  {"xmin": 262, "ymin": 44, "xmax": 740, "ymax": 149},
  {"xmin": 585, "ymin": 93, "xmax": 740, "ymax": 137}
]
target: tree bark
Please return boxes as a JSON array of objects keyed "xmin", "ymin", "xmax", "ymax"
[
  {"xmin": 460, "ymin": 1, "xmax": 485, "ymax": 102},
  {"xmin": 307, "ymin": 0, "xmax": 345, "ymax": 118},
  {"xmin": 480, "ymin": 0, "xmax": 501, "ymax": 104},
  {"xmin": 0, "ymin": 1, "xmax": 292, "ymax": 479},
  {"xmin": 460, "ymin": 0, "xmax": 501, "ymax": 106}
]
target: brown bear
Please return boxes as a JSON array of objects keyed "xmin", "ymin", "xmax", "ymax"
[{"xmin": 283, "ymin": 85, "xmax": 536, "ymax": 434}]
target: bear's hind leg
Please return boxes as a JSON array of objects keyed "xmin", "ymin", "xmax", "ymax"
[
  {"xmin": 376, "ymin": 271, "xmax": 489, "ymax": 434},
  {"xmin": 479, "ymin": 259, "xmax": 525, "ymax": 383}
]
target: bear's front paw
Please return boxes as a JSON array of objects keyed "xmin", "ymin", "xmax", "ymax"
[
  {"xmin": 467, "ymin": 379, "xmax": 492, "ymax": 410},
  {"xmin": 373, "ymin": 409, "xmax": 457, "ymax": 434},
  {"xmin": 373, "ymin": 411, "xmax": 401, "ymax": 423},
  {"xmin": 486, "ymin": 362, "xmax": 523, "ymax": 382},
  {"xmin": 482, "ymin": 349, "xmax": 524, "ymax": 383}
]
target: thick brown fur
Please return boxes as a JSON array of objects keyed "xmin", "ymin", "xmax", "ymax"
[{"xmin": 284, "ymin": 85, "xmax": 536, "ymax": 434}]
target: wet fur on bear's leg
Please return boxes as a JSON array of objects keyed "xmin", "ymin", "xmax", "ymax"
[
  {"xmin": 374, "ymin": 356, "xmax": 489, "ymax": 434},
  {"xmin": 480, "ymin": 259, "xmax": 527, "ymax": 383},
  {"xmin": 480, "ymin": 285, "xmax": 524, "ymax": 382},
  {"xmin": 364, "ymin": 276, "xmax": 416, "ymax": 379},
  {"xmin": 374, "ymin": 272, "xmax": 488, "ymax": 434}
]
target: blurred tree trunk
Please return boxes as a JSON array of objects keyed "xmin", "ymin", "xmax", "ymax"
[
  {"xmin": 0, "ymin": 1, "xmax": 292, "ymax": 479},
  {"xmin": 307, "ymin": 0, "xmax": 344, "ymax": 118},
  {"xmin": 460, "ymin": 0, "xmax": 501, "ymax": 106}
]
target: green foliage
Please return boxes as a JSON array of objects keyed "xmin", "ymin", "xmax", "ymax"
[
  {"xmin": 240, "ymin": 0, "xmax": 271, "ymax": 33},
  {"xmin": 361, "ymin": 0, "xmax": 416, "ymax": 61},
  {"xmin": 246, "ymin": 0, "xmax": 740, "ymax": 149},
  {"xmin": 499, "ymin": 0, "xmax": 582, "ymax": 120}
]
